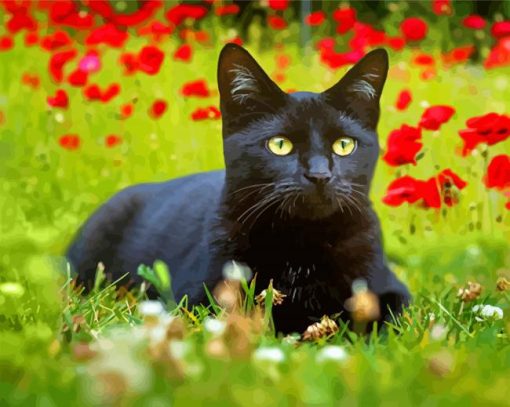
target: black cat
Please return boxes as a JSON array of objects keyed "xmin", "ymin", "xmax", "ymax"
[{"xmin": 67, "ymin": 44, "xmax": 410, "ymax": 333}]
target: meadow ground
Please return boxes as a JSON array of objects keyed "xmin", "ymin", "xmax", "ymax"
[{"xmin": 1, "ymin": 6, "xmax": 510, "ymax": 406}]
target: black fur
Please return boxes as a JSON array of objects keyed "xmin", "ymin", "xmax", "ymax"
[{"xmin": 67, "ymin": 44, "xmax": 410, "ymax": 333}]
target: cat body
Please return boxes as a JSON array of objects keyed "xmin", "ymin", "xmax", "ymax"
[{"xmin": 68, "ymin": 44, "xmax": 410, "ymax": 333}]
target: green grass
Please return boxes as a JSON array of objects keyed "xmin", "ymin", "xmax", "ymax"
[{"xmin": 1, "ymin": 32, "xmax": 510, "ymax": 406}]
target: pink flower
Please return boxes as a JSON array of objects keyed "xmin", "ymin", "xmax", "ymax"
[{"xmin": 79, "ymin": 52, "xmax": 101, "ymax": 73}]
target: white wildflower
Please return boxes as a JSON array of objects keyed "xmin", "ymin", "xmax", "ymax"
[
  {"xmin": 138, "ymin": 300, "xmax": 165, "ymax": 317},
  {"xmin": 168, "ymin": 340, "xmax": 190, "ymax": 360},
  {"xmin": 316, "ymin": 345, "xmax": 348, "ymax": 363},
  {"xmin": 54, "ymin": 112, "xmax": 65, "ymax": 123},
  {"xmin": 203, "ymin": 317, "xmax": 226, "ymax": 336},
  {"xmin": 430, "ymin": 324, "xmax": 448, "ymax": 341},
  {"xmin": 222, "ymin": 260, "xmax": 252, "ymax": 281},
  {"xmin": 472, "ymin": 304, "xmax": 504, "ymax": 320},
  {"xmin": 253, "ymin": 346, "xmax": 285, "ymax": 363}
]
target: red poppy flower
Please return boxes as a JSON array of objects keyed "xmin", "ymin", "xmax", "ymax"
[
  {"xmin": 400, "ymin": 17, "xmax": 428, "ymax": 42},
  {"xmin": 181, "ymin": 79, "xmax": 211, "ymax": 98},
  {"xmin": 24, "ymin": 32, "xmax": 39, "ymax": 47},
  {"xmin": 432, "ymin": 0, "xmax": 451, "ymax": 15},
  {"xmin": 138, "ymin": 45, "xmax": 165, "ymax": 75},
  {"xmin": 105, "ymin": 134, "xmax": 123, "ymax": 148},
  {"xmin": 276, "ymin": 54, "xmax": 291, "ymax": 70},
  {"xmin": 491, "ymin": 21, "xmax": 510, "ymax": 39},
  {"xmin": 0, "ymin": 36, "xmax": 14, "ymax": 51},
  {"xmin": 320, "ymin": 48, "xmax": 364, "ymax": 70},
  {"xmin": 59, "ymin": 134, "xmax": 80, "ymax": 150},
  {"xmin": 382, "ymin": 125, "xmax": 422, "ymax": 166},
  {"xmin": 419, "ymin": 105, "xmax": 455, "ymax": 130},
  {"xmin": 40, "ymin": 31, "xmax": 72, "ymax": 51},
  {"xmin": 179, "ymin": 28, "xmax": 210, "ymax": 43},
  {"xmin": 442, "ymin": 45, "xmax": 475, "ymax": 66},
  {"xmin": 268, "ymin": 15, "xmax": 287, "ymax": 30},
  {"xmin": 86, "ymin": 24, "xmax": 128, "ymax": 48},
  {"xmin": 149, "ymin": 99, "xmax": 168, "ymax": 118},
  {"xmin": 420, "ymin": 177, "xmax": 442, "ymax": 208},
  {"xmin": 458, "ymin": 113, "xmax": 510, "ymax": 155},
  {"xmin": 484, "ymin": 37, "xmax": 510, "ymax": 69},
  {"xmin": 226, "ymin": 36, "xmax": 243, "ymax": 46},
  {"xmin": 88, "ymin": 0, "xmax": 161, "ymax": 27},
  {"xmin": 305, "ymin": 11, "xmax": 326, "ymax": 27},
  {"xmin": 349, "ymin": 23, "xmax": 386, "ymax": 50},
  {"xmin": 120, "ymin": 103, "xmax": 134, "ymax": 119},
  {"xmin": 395, "ymin": 89, "xmax": 412, "ymax": 111},
  {"xmin": 413, "ymin": 53, "xmax": 435, "ymax": 66},
  {"xmin": 194, "ymin": 30, "xmax": 210, "ymax": 43},
  {"xmin": 46, "ymin": 0, "xmax": 94, "ymax": 30},
  {"xmin": 68, "ymin": 69, "xmax": 88, "ymax": 87},
  {"xmin": 215, "ymin": 4, "xmax": 240, "ymax": 16},
  {"xmin": 191, "ymin": 106, "xmax": 221, "ymax": 121},
  {"xmin": 3, "ymin": 0, "xmax": 37, "ymax": 33},
  {"xmin": 174, "ymin": 44, "xmax": 192, "ymax": 62},
  {"xmin": 49, "ymin": 49, "xmax": 77, "ymax": 82},
  {"xmin": 47, "ymin": 89, "xmax": 69, "ymax": 109},
  {"xmin": 268, "ymin": 0, "xmax": 289, "ymax": 11},
  {"xmin": 166, "ymin": 4, "xmax": 208, "ymax": 26},
  {"xmin": 21, "ymin": 73, "xmax": 40, "ymax": 89},
  {"xmin": 119, "ymin": 52, "xmax": 139, "ymax": 75},
  {"xmin": 437, "ymin": 168, "xmax": 467, "ymax": 206},
  {"xmin": 273, "ymin": 72, "xmax": 286, "ymax": 83},
  {"xmin": 84, "ymin": 83, "xmax": 120, "ymax": 103},
  {"xmin": 420, "ymin": 68, "xmax": 437, "ymax": 81},
  {"xmin": 484, "ymin": 155, "xmax": 510, "ymax": 190},
  {"xmin": 137, "ymin": 21, "xmax": 173, "ymax": 41},
  {"xmin": 386, "ymin": 36, "xmax": 406, "ymax": 51},
  {"xmin": 333, "ymin": 8, "xmax": 356, "ymax": 34},
  {"xmin": 382, "ymin": 176, "xmax": 423, "ymax": 206},
  {"xmin": 382, "ymin": 176, "xmax": 441, "ymax": 208},
  {"xmin": 463, "ymin": 15, "xmax": 486, "ymax": 30}
]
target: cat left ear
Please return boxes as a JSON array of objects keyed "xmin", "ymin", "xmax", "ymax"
[
  {"xmin": 323, "ymin": 48, "xmax": 389, "ymax": 129},
  {"xmin": 217, "ymin": 44, "xmax": 286, "ymax": 132}
]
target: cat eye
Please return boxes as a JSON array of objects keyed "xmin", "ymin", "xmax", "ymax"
[
  {"xmin": 332, "ymin": 137, "xmax": 357, "ymax": 156},
  {"xmin": 267, "ymin": 136, "xmax": 293, "ymax": 156}
]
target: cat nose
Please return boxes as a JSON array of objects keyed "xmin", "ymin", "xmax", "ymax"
[{"xmin": 304, "ymin": 171, "xmax": 332, "ymax": 185}]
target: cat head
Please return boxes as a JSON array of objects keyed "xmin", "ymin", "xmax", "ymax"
[{"xmin": 217, "ymin": 44, "xmax": 388, "ymax": 221}]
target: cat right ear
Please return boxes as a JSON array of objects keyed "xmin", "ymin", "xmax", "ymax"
[{"xmin": 217, "ymin": 44, "xmax": 286, "ymax": 130}]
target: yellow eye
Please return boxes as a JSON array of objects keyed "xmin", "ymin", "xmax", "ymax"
[
  {"xmin": 267, "ymin": 136, "xmax": 293, "ymax": 156},
  {"xmin": 332, "ymin": 137, "xmax": 356, "ymax": 156}
]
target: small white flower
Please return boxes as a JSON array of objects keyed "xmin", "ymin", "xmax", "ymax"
[
  {"xmin": 138, "ymin": 300, "xmax": 165, "ymax": 317},
  {"xmin": 148, "ymin": 326, "xmax": 166, "ymax": 344},
  {"xmin": 472, "ymin": 304, "xmax": 504, "ymax": 320},
  {"xmin": 54, "ymin": 112, "xmax": 64, "ymax": 123},
  {"xmin": 169, "ymin": 340, "xmax": 189, "ymax": 360},
  {"xmin": 316, "ymin": 345, "xmax": 348, "ymax": 363},
  {"xmin": 222, "ymin": 260, "xmax": 252, "ymax": 281},
  {"xmin": 203, "ymin": 317, "xmax": 226, "ymax": 336},
  {"xmin": 466, "ymin": 244, "xmax": 481, "ymax": 257},
  {"xmin": 253, "ymin": 346, "xmax": 285, "ymax": 363},
  {"xmin": 430, "ymin": 324, "xmax": 448, "ymax": 341}
]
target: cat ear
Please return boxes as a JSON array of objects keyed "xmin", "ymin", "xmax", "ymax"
[
  {"xmin": 217, "ymin": 44, "xmax": 286, "ymax": 131},
  {"xmin": 323, "ymin": 48, "xmax": 389, "ymax": 129}
]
